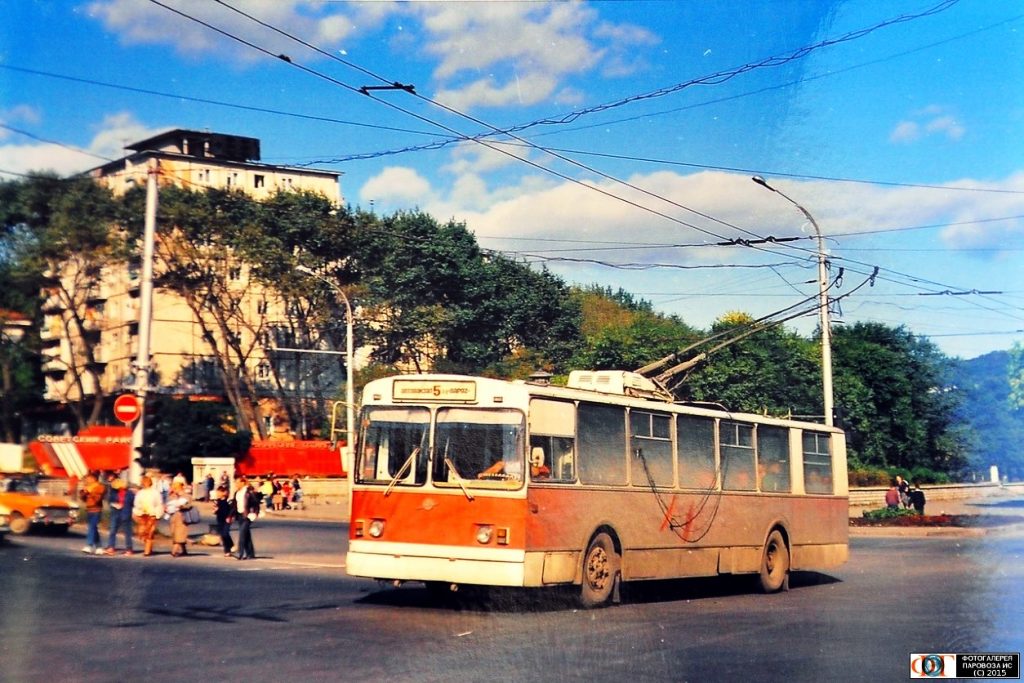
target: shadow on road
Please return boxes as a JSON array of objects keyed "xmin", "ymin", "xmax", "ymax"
[{"xmin": 354, "ymin": 570, "xmax": 842, "ymax": 613}]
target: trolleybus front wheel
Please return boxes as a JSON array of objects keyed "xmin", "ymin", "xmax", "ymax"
[
  {"xmin": 580, "ymin": 532, "xmax": 619, "ymax": 608},
  {"xmin": 758, "ymin": 529, "xmax": 790, "ymax": 593}
]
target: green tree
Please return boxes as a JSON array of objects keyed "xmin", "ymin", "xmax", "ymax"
[
  {"xmin": 142, "ymin": 396, "xmax": 251, "ymax": 475},
  {"xmin": 953, "ymin": 351, "xmax": 1024, "ymax": 480},
  {"xmin": 356, "ymin": 211, "xmax": 581, "ymax": 374},
  {"xmin": 570, "ymin": 287, "xmax": 700, "ymax": 372},
  {"xmin": 2, "ymin": 174, "xmax": 123, "ymax": 428},
  {"xmin": 832, "ymin": 322, "xmax": 968, "ymax": 473},
  {"xmin": 681, "ymin": 315, "xmax": 820, "ymax": 416},
  {"xmin": 1009, "ymin": 342, "xmax": 1024, "ymax": 411}
]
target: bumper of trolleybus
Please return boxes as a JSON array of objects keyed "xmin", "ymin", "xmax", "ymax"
[{"xmin": 346, "ymin": 540, "xmax": 537, "ymax": 587}]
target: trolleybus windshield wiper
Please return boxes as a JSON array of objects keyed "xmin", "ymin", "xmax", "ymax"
[
  {"xmin": 440, "ymin": 437, "xmax": 474, "ymax": 501},
  {"xmin": 384, "ymin": 446, "xmax": 420, "ymax": 497},
  {"xmin": 444, "ymin": 455, "xmax": 475, "ymax": 502}
]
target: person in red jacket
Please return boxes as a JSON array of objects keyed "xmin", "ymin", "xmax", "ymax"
[{"xmin": 885, "ymin": 482, "xmax": 900, "ymax": 510}]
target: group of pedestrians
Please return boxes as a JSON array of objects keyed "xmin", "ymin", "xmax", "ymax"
[
  {"xmin": 72, "ymin": 470, "xmax": 279, "ymax": 561},
  {"xmin": 254, "ymin": 475, "xmax": 303, "ymax": 513},
  {"xmin": 77, "ymin": 470, "xmax": 196, "ymax": 557},
  {"xmin": 885, "ymin": 475, "xmax": 927, "ymax": 514}
]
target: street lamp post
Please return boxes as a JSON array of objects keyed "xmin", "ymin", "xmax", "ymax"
[
  {"xmin": 752, "ymin": 176, "xmax": 834, "ymax": 427},
  {"xmin": 295, "ymin": 265, "xmax": 355, "ymax": 472}
]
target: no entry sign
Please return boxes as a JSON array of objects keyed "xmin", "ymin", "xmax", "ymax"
[{"xmin": 113, "ymin": 394, "xmax": 141, "ymax": 424}]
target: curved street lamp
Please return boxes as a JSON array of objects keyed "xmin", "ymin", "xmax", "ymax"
[
  {"xmin": 752, "ymin": 176, "xmax": 834, "ymax": 427},
  {"xmin": 295, "ymin": 265, "xmax": 355, "ymax": 472}
]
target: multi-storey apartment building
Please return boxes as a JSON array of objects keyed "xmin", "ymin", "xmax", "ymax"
[{"xmin": 38, "ymin": 130, "xmax": 344, "ymax": 437}]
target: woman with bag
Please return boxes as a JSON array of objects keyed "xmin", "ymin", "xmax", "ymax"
[{"xmin": 166, "ymin": 481, "xmax": 192, "ymax": 557}]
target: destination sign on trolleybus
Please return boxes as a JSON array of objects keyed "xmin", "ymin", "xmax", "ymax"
[{"xmin": 393, "ymin": 379, "xmax": 477, "ymax": 403}]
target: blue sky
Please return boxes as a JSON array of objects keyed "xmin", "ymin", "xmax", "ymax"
[{"xmin": 2, "ymin": 0, "xmax": 1023, "ymax": 360}]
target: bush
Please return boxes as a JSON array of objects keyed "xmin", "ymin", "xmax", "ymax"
[
  {"xmin": 862, "ymin": 507, "xmax": 918, "ymax": 520},
  {"xmin": 848, "ymin": 467, "xmax": 891, "ymax": 487},
  {"xmin": 909, "ymin": 466, "xmax": 951, "ymax": 485}
]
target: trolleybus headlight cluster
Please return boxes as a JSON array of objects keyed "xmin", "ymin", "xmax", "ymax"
[
  {"xmin": 474, "ymin": 525, "xmax": 511, "ymax": 545},
  {"xmin": 368, "ymin": 519, "xmax": 386, "ymax": 538}
]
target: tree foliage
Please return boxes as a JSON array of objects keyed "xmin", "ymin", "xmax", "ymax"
[
  {"xmin": 682, "ymin": 317, "xmax": 820, "ymax": 416},
  {"xmin": 140, "ymin": 396, "xmax": 251, "ymax": 476},
  {"xmin": 1, "ymin": 174, "xmax": 123, "ymax": 428},
  {"xmin": 570, "ymin": 287, "xmax": 698, "ymax": 371},
  {"xmin": 1009, "ymin": 342, "xmax": 1024, "ymax": 411},
  {"xmin": 832, "ymin": 322, "xmax": 969, "ymax": 473},
  {"xmin": 953, "ymin": 350, "xmax": 1024, "ymax": 480}
]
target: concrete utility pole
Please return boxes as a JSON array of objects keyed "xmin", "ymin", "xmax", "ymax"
[
  {"xmin": 752, "ymin": 176, "xmax": 834, "ymax": 427},
  {"xmin": 130, "ymin": 159, "xmax": 159, "ymax": 484},
  {"xmin": 295, "ymin": 265, "xmax": 355, "ymax": 475}
]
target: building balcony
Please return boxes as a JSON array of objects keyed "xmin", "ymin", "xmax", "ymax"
[
  {"xmin": 41, "ymin": 355, "xmax": 66, "ymax": 375},
  {"xmin": 40, "ymin": 295, "xmax": 64, "ymax": 313}
]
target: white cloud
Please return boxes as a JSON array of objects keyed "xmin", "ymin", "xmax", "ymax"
[
  {"xmin": 86, "ymin": 0, "xmax": 370, "ymax": 64},
  {"xmin": 925, "ymin": 115, "xmax": 965, "ymax": 140},
  {"xmin": 889, "ymin": 121, "xmax": 920, "ymax": 143},
  {"xmin": 441, "ymin": 142, "xmax": 526, "ymax": 176},
  {"xmin": 359, "ymin": 166, "xmax": 434, "ymax": 208},
  {"xmin": 0, "ymin": 112, "xmax": 163, "ymax": 177},
  {"xmin": 0, "ymin": 105, "xmax": 43, "ymax": 140},
  {"xmin": 889, "ymin": 106, "xmax": 964, "ymax": 144},
  {"xmin": 416, "ymin": 3, "xmax": 659, "ymax": 109},
  {"xmin": 364, "ymin": 167, "xmax": 1024, "ymax": 271}
]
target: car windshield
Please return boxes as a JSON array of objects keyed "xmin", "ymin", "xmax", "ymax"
[{"xmin": 432, "ymin": 408, "xmax": 525, "ymax": 488}]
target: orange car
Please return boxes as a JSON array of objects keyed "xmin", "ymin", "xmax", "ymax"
[{"xmin": 0, "ymin": 475, "xmax": 79, "ymax": 535}]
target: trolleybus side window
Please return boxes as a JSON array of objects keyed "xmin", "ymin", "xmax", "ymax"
[
  {"xmin": 577, "ymin": 403, "xmax": 627, "ymax": 486},
  {"xmin": 528, "ymin": 399, "xmax": 576, "ymax": 482},
  {"xmin": 678, "ymin": 415, "xmax": 716, "ymax": 489},
  {"xmin": 357, "ymin": 407, "xmax": 429, "ymax": 485},
  {"xmin": 802, "ymin": 432, "xmax": 833, "ymax": 494},
  {"xmin": 433, "ymin": 408, "xmax": 525, "ymax": 486},
  {"xmin": 721, "ymin": 421, "xmax": 756, "ymax": 491},
  {"xmin": 630, "ymin": 410, "xmax": 674, "ymax": 487},
  {"xmin": 757, "ymin": 426, "xmax": 791, "ymax": 493}
]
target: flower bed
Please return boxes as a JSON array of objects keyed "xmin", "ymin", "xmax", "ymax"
[{"xmin": 851, "ymin": 509, "xmax": 1024, "ymax": 528}]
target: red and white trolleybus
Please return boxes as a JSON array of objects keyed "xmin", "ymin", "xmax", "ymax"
[{"xmin": 346, "ymin": 370, "xmax": 848, "ymax": 606}]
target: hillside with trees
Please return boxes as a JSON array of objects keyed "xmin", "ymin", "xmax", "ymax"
[{"xmin": 952, "ymin": 348, "xmax": 1024, "ymax": 481}]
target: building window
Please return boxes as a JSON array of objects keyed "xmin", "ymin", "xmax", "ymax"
[{"xmin": 254, "ymin": 174, "xmax": 265, "ymax": 188}]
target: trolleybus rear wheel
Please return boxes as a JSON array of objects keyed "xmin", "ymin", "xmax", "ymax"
[
  {"xmin": 580, "ymin": 532, "xmax": 619, "ymax": 607},
  {"xmin": 758, "ymin": 529, "xmax": 789, "ymax": 593}
]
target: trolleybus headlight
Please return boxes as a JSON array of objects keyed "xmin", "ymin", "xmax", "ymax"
[
  {"xmin": 368, "ymin": 519, "xmax": 385, "ymax": 538},
  {"xmin": 475, "ymin": 525, "xmax": 494, "ymax": 544}
]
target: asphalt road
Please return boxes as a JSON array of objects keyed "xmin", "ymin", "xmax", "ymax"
[{"xmin": 1, "ymin": 518, "xmax": 1021, "ymax": 683}]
